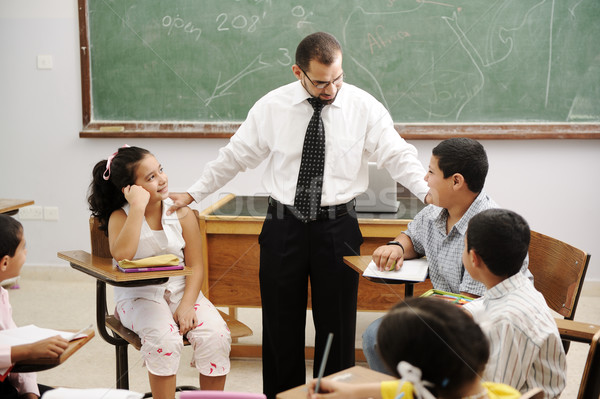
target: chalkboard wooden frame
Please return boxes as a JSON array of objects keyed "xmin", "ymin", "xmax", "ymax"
[{"xmin": 77, "ymin": 0, "xmax": 600, "ymax": 140}]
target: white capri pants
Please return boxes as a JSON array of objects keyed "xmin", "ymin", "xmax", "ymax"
[{"xmin": 116, "ymin": 289, "xmax": 231, "ymax": 377}]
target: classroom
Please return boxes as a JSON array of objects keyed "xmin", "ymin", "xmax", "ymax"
[{"xmin": 1, "ymin": 0, "xmax": 600, "ymax": 398}]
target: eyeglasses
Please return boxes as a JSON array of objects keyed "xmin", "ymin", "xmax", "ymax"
[{"xmin": 299, "ymin": 66, "xmax": 344, "ymax": 89}]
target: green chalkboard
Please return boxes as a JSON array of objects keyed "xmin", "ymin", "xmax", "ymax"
[{"xmin": 79, "ymin": 0, "xmax": 600, "ymax": 137}]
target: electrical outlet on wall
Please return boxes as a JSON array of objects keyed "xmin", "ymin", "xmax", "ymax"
[
  {"xmin": 44, "ymin": 206, "xmax": 59, "ymax": 221},
  {"xmin": 19, "ymin": 206, "xmax": 43, "ymax": 220}
]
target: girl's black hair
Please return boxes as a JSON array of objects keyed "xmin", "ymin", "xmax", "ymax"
[
  {"xmin": 377, "ymin": 297, "xmax": 489, "ymax": 397},
  {"xmin": 87, "ymin": 146, "xmax": 151, "ymax": 234},
  {"xmin": 0, "ymin": 214, "xmax": 23, "ymax": 258}
]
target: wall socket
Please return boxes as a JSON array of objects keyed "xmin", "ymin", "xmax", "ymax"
[
  {"xmin": 19, "ymin": 205, "xmax": 44, "ymax": 220},
  {"xmin": 44, "ymin": 206, "xmax": 59, "ymax": 221}
]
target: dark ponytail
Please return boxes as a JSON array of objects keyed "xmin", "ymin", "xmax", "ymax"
[{"xmin": 87, "ymin": 146, "xmax": 151, "ymax": 234}]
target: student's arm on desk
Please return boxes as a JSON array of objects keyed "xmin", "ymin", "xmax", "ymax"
[
  {"xmin": 372, "ymin": 233, "xmax": 418, "ymax": 272},
  {"xmin": 307, "ymin": 379, "xmax": 383, "ymax": 399},
  {"xmin": 10, "ymin": 336, "xmax": 69, "ymax": 364}
]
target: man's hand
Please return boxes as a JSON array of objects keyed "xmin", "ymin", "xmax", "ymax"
[
  {"xmin": 167, "ymin": 192, "xmax": 194, "ymax": 215},
  {"xmin": 372, "ymin": 244, "xmax": 405, "ymax": 271}
]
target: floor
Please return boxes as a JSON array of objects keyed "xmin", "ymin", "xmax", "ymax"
[{"xmin": 5, "ymin": 265, "xmax": 600, "ymax": 398}]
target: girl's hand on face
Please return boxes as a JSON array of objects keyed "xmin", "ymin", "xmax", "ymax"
[{"xmin": 122, "ymin": 184, "xmax": 150, "ymax": 209}]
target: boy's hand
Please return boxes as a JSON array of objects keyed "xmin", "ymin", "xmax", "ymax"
[
  {"xmin": 372, "ymin": 244, "xmax": 405, "ymax": 271},
  {"xmin": 122, "ymin": 185, "xmax": 150, "ymax": 210},
  {"xmin": 167, "ymin": 192, "xmax": 194, "ymax": 215}
]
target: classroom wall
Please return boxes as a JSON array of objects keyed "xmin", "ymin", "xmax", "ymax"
[{"xmin": 1, "ymin": 0, "xmax": 599, "ymax": 282}]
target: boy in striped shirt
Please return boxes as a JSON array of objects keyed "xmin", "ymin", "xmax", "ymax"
[{"xmin": 462, "ymin": 209, "xmax": 566, "ymax": 398}]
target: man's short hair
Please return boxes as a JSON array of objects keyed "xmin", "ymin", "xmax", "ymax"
[
  {"xmin": 466, "ymin": 208, "xmax": 530, "ymax": 277},
  {"xmin": 295, "ymin": 32, "xmax": 342, "ymax": 71},
  {"xmin": 432, "ymin": 137, "xmax": 488, "ymax": 193}
]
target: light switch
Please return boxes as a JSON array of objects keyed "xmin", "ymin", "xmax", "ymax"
[{"xmin": 37, "ymin": 55, "xmax": 53, "ymax": 70}]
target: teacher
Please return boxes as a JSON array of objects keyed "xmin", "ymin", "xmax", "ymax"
[{"xmin": 168, "ymin": 31, "xmax": 429, "ymax": 398}]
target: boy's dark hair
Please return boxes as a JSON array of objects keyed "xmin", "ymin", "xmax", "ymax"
[
  {"xmin": 432, "ymin": 137, "xmax": 488, "ymax": 193},
  {"xmin": 0, "ymin": 214, "xmax": 23, "ymax": 258},
  {"xmin": 295, "ymin": 32, "xmax": 342, "ymax": 71},
  {"xmin": 377, "ymin": 297, "xmax": 489, "ymax": 396},
  {"xmin": 88, "ymin": 146, "xmax": 151, "ymax": 234},
  {"xmin": 466, "ymin": 208, "xmax": 530, "ymax": 277}
]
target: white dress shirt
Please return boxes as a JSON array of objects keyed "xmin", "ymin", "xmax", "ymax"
[
  {"xmin": 464, "ymin": 272, "xmax": 566, "ymax": 398},
  {"xmin": 188, "ymin": 80, "xmax": 428, "ymax": 206}
]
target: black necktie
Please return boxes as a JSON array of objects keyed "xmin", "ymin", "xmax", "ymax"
[{"xmin": 293, "ymin": 98, "xmax": 325, "ymax": 222}]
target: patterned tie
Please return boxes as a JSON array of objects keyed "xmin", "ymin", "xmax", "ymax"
[{"xmin": 293, "ymin": 97, "xmax": 326, "ymax": 222}]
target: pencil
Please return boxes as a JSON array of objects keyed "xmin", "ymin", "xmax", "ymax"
[{"xmin": 314, "ymin": 332, "xmax": 334, "ymax": 394}]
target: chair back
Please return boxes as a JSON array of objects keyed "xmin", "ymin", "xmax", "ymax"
[
  {"xmin": 180, "ymin": 392, "xmax": 266, "ymax": 399},
  {"xmin": 527, "ymin": 230, "xmax": 590, "ymax": 320},
  {"xmin": 519, "ymin": 388, "xmax": 544, "ymax": 399},
  {"xmin": 89, "ymin": 216, "xmax": 112, "ymax": 258},
  {"xmin": 578, "ymin": 329, "xmax": 600, "ymax": 399}
]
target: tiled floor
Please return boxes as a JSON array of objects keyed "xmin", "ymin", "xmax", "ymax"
[{"xmin": 5, "ymin": 266, "xmax": 600, "ymax": 398}]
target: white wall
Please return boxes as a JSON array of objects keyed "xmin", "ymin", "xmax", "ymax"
[{"xmin": 1, "ymin": 0, "xmax": 599, "ymax": 282}]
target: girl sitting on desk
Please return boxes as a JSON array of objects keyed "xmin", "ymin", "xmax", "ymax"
[
  {"xmin": 308, "ymin": 297, "xmax": 520, "ymax": 399},
  {"xmin": 88, "ymin": 146, "xmax": 231, "ymax": 399}
]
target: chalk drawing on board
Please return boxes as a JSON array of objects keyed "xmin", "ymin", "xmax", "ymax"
[{"xmin": 204, "ymin": 54, "xmax": 272, "ymax": 107}]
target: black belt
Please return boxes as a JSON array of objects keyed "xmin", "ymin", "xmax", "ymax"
[{"xmin": 267, "ymin": 196, "xmax": 355, "ymax": 221}]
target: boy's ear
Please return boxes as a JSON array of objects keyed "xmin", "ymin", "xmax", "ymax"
[
  {"xmin": 469, "ymin": 249, "xmax": 483, "ymax": 270},
  {"xmin": 0, "ymin": 255, "xmax": 9, "ymax": 272},
  {"xmin": 451, "ymin": 173, "xmax": 465, "ymax": 189}
]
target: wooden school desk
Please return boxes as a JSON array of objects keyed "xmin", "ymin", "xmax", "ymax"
[
  {"xmin": 57, "ymin": 250, "xmax": 193, "ymax": 388},
  {"xmin": 12, "ymin": 327, "xmax": 95, "ymax": 373},
  {"xmin": 276, "ymin": 365, "xmax": 393, "ymax": 399},
  {"xmin": 0, "ymin": 199, "xmax": 34, "ymax": 216},
  {"xmin": 197, "ymin": 195, "xmax": 433, "ymax": 358}
]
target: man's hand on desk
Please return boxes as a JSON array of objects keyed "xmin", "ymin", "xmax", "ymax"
[{"xmin": 167, "ymin": 192, "xmax": 194, "ymax": 215}]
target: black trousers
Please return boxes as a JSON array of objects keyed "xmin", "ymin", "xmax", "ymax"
[{"xmin": 258, "ymin": 205, "xmax": 363, "ymax": 399}]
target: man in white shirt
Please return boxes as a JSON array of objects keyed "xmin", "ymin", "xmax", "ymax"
[
  {"xmin": 462, "ymin": 209, "xmax": 566, "ymax": 398},
  {"xmin": 168, "ymin": 32, "xmax": 429, "ymax": 398}
]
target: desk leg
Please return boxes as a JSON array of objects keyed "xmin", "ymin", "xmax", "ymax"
[
  {"xmin": 96, "ymin": 280, "xmax": 130, "ymax": 390},
  {"xmin": 405, "ymin": 283, "xmax": 414, "ymax": 297}
]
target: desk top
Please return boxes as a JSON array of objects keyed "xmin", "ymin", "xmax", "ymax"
[
  {"xmin": 12, "ymin": 328, "xmax": 95, "ymax": 373},
  {"xmin": 58, "ymin": 250, "xmax": 192, "ymax": 284},
  {"xmin": 277, "ymin": 366, "xmax": 393, "ymax": 399},
  {"xmin": 0, "ymin": 199, "xmax": 34, "ymax": 215},
  {"xmin": 200, "ymin": 195, "xmax": 424, "ymax": 221}
]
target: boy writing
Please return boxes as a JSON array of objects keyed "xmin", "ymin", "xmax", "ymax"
[
  {"xmin": 364, "ymin": 137, "xmax": 529, "ymax": 372},
  {"xmin": 0, "ymin": 214, "xmax": 68, "ymax": 399},
  {"xmin": 462, "ymin": 208, "xmax": 566, "ymax": 397}
]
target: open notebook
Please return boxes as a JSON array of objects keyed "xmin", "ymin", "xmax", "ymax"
[
  {"xmin": 362, "ymin": 258, "xmax": 428, "ymax": 282},
  {"xmin": 0, "ymin": 324, "xmax": 90, "ymax": 378}
]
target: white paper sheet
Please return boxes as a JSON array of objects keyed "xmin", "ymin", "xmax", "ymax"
[{"xmin": 362, "ymin": 258, "xmax": 428, "ymax": 282}]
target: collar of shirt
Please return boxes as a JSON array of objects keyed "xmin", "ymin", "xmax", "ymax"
[
  {"xmin": 432, "ymin": 190, "xmax": 493, "ymax": 236},
  {"xmin": 484, "ymin": 271, "xmax": 530, "ymax": 301},
  {"xmin": 291, "ymin": 80, "xmax": 345, "ymax": 110}
]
